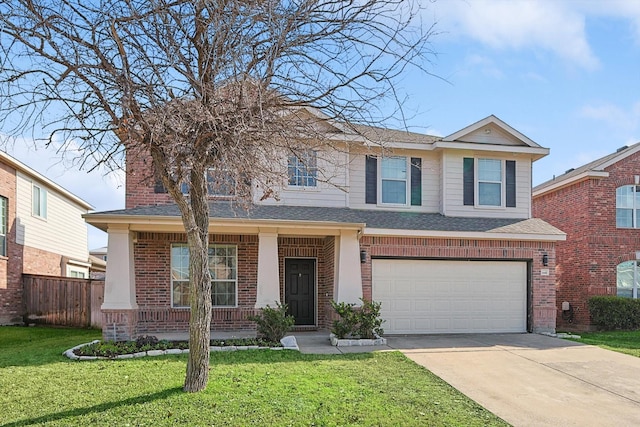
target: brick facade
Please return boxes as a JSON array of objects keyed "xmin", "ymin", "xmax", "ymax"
[
  {"xmin": 360, "ymin": 236, "xmax": 557, "ymax": 333},
  {"xmin": 0, "ymin": 162, "xmax": 22, "ymax": 324},
  {"xmin": 533, "ymin": 151, "xmax": 640, "ymax": 330}
]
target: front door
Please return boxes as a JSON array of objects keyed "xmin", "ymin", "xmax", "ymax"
[{"xmin": 285, "ymin": 258, "xmax": 316, "ymax": 326}]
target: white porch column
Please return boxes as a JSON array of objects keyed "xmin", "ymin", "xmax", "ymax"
[
  {"xmin": 102, "ymin": 227, "xmax": 137, "ymax": 310},
  {"xmin": 255, "ymin": 231, "xmax": 281, "ymax": 308},
  {"xmin": 334, "ymin": 229, "xmax": 363, "ymax": 304}
]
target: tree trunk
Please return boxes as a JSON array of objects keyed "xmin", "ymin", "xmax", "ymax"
[{"xmin": 182, "ymin": 168, "xmax": 213, "ymax": 393}]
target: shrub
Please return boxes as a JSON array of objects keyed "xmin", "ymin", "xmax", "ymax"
[
  {"xmin": 248, "ymin": 302, "xmax": 295, "ymax": 343},
  {"xmin": 331, "ymin": 298, "xmax": 384, "ymax": 339},
  {"xmin": 588, "ymin": 296, "xmax": 640, "ymax": 330}
]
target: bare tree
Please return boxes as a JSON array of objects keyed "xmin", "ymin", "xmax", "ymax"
[{"xmin": 0, "ymin": 0, "xmax": 438, "ymax": 392}]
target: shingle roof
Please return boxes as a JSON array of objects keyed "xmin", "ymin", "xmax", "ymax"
[
  {"xmin": 90, "ymin": 202, "xmax": 564, "ymax": 236},
  {"xmin": 534, "ymin": 142, "xmax": 640, "ymax": 193}
]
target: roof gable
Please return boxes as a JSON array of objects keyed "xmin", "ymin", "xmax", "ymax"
[
  {"xmin": 442, "ymin": 115, "xmax": 541, "ymax": 148},
  {"xmin": 533, "ymin": 142, "xmax": 640, "ymax": 196}
]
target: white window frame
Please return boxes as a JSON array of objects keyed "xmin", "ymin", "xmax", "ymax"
[
  {"xmin": 379, "ymin": 156, "xmax": 409, "ymax": 206},
  {"xmin": 616, "ymin": 185, "xmax": 640, "ymax": 228},
  {"xmin": 287, "ymin": 150, "xmax": 318, "ymax": 188},
  {"xmin": 171, "ymin": 243, "xmax": 238, "ymax": 308},
  {"xmin": 476, "ymin": 158, "xmax": 504, "ymax": 208},
  {"xmin": 0, "ymin": 196, "xmax": 6, "ymax": 257},
  {"xmin": 617, "ymin": 260, "xmax": 639, "ymax": 299},
  {"xmin": 32, "ymin": 184, "xmax": 47, "ymax": 219}
]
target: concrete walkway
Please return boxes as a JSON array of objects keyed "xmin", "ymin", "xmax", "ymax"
[{"xmin": 294, "ymin": 332, "xmax": 640, "ymax": 426}]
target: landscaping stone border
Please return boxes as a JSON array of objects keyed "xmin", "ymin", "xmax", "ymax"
[
  {"xmin": 64, "ymin": 336, "xmax": 299, "ymax": 360},
  {"xmin": 329, "ymin": 333, "xmax": 387, "ymax": 347}
]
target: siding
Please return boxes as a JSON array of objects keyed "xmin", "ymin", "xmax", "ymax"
[
  {"xmin": 15, "ymin": 172, "xmax": 89, "ymax": 261},
  {"xmin": 443, "ymin": 151, "xmax": 531, "ymax": 219},
  {"xmin": 255, "ymin": 150, "xmax": 349, "ymax": 208},
  {"xmin": 463, "ymin": 125, "xmax": 524, "ymax": 146},
  {"xmin": 349, "ymin": 149, "xmax": 440, "ymax": 212}
]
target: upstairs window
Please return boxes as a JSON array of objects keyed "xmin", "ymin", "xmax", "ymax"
[
  {"xmin": 616, "ymin": 185, "xmax": 640, "ymax": 228},
  {"xmin": 206, "ymin": 168, "xmax": 236, "ymax": 197},
  {"xmin": 32, "ymin": 184, "xmax": 47, "ymax": 219},
  {"xmin": 381, "ymin": 156, "xmax": 407, "ymax": 204},
  {"xmin": 463, "ymin": 158, "xmax": 516, "ymax": 208},
  {"xmin": 288, "ymin": 150, "xmax": 317, "ymax": 187},
  {"xmin": 0, "ymin": 196, "xmax": 6, "ymax": 257}
]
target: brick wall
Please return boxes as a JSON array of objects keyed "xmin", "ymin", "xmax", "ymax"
[
  {"xmin": 22, "ymin": 246, "xmax": 65, "ymax": 276},
  {"xmin": 359, "ymin": 235, "xmax": 557, "ymax": 333},
  {"xmin": 125, "ymin": 147, "xmax": 174, "ymax": 209},
  {"xmin": 131, "ymin": 232, "xmax": 260, "ymax": 335},
  {"xmin": 533, "ymin": 151, "xmax": 640, "ymax": 330},
  {"xmin": 0, "ymin": 162, "xmax": 22, "ymax": 324}
]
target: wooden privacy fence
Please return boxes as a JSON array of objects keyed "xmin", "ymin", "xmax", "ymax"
[{"xmin": 23, "ymin": 274, "xmax": 105, "ymax": 328}]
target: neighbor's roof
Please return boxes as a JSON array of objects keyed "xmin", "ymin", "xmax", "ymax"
[
  {"xmin": 533, "ymin": 142, "xmax": 640, "ymax": 196},
  {"xmin": 85, "ymin": 202, "xmax": 565, "ymax": 241},
  {"xmin": 0, "ymin": 151, "xmax": 94, "ymax": 210}
]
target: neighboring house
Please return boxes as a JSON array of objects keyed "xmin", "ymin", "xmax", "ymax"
[
  {"xmin": 85, "ymin": 114, "xmax": 565, "ymax": 341},
  {"xmin": 533, "ymin": 143, "xmax": 640, "ymax": 330},
  {"xmin": 0, "ymin": 151, "xmax": 93, "ymax": 324},
  {"xmin": 89, "ymin": 246, "xmax": 107, "ymax": 279}
]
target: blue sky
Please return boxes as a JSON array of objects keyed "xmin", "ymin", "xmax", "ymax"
[{"xmin": 3, "ymin": 0, "xmax": 640, "ymax": 249}]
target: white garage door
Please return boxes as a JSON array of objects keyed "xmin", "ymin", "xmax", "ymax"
[{"xmin": 372, "ymin": 259, "xmax": 527, "ymax": 334}]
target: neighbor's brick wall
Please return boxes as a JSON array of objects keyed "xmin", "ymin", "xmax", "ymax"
[
  {"xmin": 22, "ymin": 246, "xmax": 65, "ymax": 277},
  {"xmin": 533, "ymin": 151, "xmax": 640, "ymax": 331},
  {"xmin": 359, "ymin": 236, "xmax": 557, "ymax": 333},
  {"xmin": 0, "ymin": 162, "xmax": 23, "ymax": 324}
]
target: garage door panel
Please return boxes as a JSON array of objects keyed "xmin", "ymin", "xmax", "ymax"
[{"xmin": 372, "ymin": 259, "xmax": 526, "ymax": 334}]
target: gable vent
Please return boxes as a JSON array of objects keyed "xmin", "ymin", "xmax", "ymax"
[{"xmin": 616, "ymin": 145, "xmax": 629, "ymax": 153}]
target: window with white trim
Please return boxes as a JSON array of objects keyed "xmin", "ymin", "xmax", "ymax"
[
  {"xmin": 617, "ymin": 260, "xmax": 639, "ymax": 298},
  {"xmin": 171, "ymin": 244, "xmax": 238, "ymax": 308},
  {"xmin": 477, "ymin": 159, "xmax": 502, "ymax": 206},
  {"xmin": 0, "ymin": 196, "xmax": 6, "ymax": 257},
  {"xmin": 32, "ymin": 184, "xmax": 47, "ymax": 218},
  {"xmin": 381, "ymin": 156, "xmax": 407, "ymax": 204},
  {"xmin": 206, "ymin": 168, "xmax": 236, "ymax": 197},
  {"xmin": 288, "ymin": 150, "xmax": 317, "ymax": 187},
  {"xmin": 616, "ymin": 185, "xmax": 640, "ymax": 228}
]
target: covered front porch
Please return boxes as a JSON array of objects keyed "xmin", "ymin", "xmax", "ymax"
[{"xmin": 88, "ymin": 209, "xmax": 366, "ymax": 341}]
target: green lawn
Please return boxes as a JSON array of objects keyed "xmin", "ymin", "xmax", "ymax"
[
  {"xmin": 570, "ymin": 330, "xmax": 640, "ymax": 358},
  {"xmin": 0, "ymin": 326, "xmax": 508, "ymax": 426}
]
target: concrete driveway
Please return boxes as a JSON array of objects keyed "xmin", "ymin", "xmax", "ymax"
[{"xmin": 296, "ymin": 332, "xmax": 640, "ymax": 426}]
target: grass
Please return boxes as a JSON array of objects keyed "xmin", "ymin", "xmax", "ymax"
[
  {"xmin": 569, "ymin": 330, "xmax": 640, "ymax": 358},
  {"xmin": 0, "ymin": 325, "xmax": 508, "ymax": 427}
]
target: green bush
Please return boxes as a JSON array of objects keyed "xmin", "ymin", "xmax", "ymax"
[
  {"xmin": 331, "ymin": 298, "xmax": 384, "ymax": 339},
  {"xmin": 248, "ymin": 302, "xmax": 295, "ymax": 343},
  {"xmin": 588, "ymin": 296, "xmax": 640, "ymax": 330}
]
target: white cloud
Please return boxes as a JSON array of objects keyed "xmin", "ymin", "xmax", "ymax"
[
  {"xmin": 464, "ymin": 54, "xmax": 504, "ymax": 78},
  {"xmin": 432, "ymin": 0, "xmax": 599, "ymax": 69},
  {"xmin": 579, "ymin": 102, "xmax": 640, "ymax": 133}
]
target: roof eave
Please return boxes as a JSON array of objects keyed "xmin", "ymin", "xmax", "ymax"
[
  {"xmin": 533, "ymin": 171, "xmax": 609, "ymax": 197},
  {"xmin": 434, "ymin": 141, "xmax": 549, "ymax": 160},
  {"xmin": 364, "ymin": 227, "xmax": 566, "ymax": 241}
]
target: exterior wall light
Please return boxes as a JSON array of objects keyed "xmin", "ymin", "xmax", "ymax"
[
  {"xmin": 360, "ymin": 250, "xmax": 367, "ymax": 264},
  {"xmin": 542, "ymin": 253, "xmax": 549, "ymax": 267}
]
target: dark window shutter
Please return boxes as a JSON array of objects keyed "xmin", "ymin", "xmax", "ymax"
[
  {"xmin": 506, "ymin": 160, "xmax": 516, "ymax": 207},
  {"xmin": 365, "ymin": 155, "xmax": 377, "ymax": 204},
  {"xmin": 463, "ymin": 157, "xmax": 474, "ymax": 206},
  {"xmin": 154, "ymin": 178, "xmax": 167, "ymax": 194},
  {"xmin": 410, "ymin": 157, "xmax": 422, "ymax": 206}
]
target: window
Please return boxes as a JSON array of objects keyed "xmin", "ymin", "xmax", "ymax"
[
  {"xmin": 381, "ymin": 156, "xmax": 407, "ymax": 204},
  {"xmin": 32, "ymin": 184, "xmax": 47, "ymax": 218},
  {"xmin": 0, "ymin": 196, "xmax": 6, "ymax": 257},
  {"xmin": 288, "ymin": 150, "xmax": 317, "ymax": 187},
  {"xmin": 171, "ymin": 244, "xmax": 237, "ymax": 308},
  {"xmin": 617, "ymin": 260, "xmax": 639, "ymax": 298},
  {"xmin": 69, "ymin": 270, "xmax": 86, "ymax": 279},
  {"xmin": 478, "ymin": 159, "xmax": 502, "ymax": 206},
  {"xmin": 463, "ymin": 158, "xmax": 516, "ymax": 208},
  {"xmin": 206, "ymin": 168, "xmax": 236, "ymax": 197},
  {"xmin": 616, "ymin": 185, "xmax": 640, "ymax": 228}
]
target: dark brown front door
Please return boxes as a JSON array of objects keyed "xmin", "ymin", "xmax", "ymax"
[{"xmin": 285, "ymin": 258, "xmax": 316, "ymax": 326}]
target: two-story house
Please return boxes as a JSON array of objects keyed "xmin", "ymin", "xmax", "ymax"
[
  {"xmin": 533, "ymin": 143, "xmax": 640, "ymax": 330},
  {"xmin": 85, "ymin": 114, "xmax": 565, "ymax": 341},
  {"xmin": 0, "ymin": 151, "xmax": 93, "ymax": 324}
]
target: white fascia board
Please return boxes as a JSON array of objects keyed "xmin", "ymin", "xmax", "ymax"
[
  {"xmin": 364, "ymin": 227, "xmax": 566, "ymax": 242},
  {"xmin": 433, "ymin": 141, "xmax": 549, "ymax": 159},
  {"xmin": 1, "ymin": 151, "xmax": 94, "ymax": 210},
  {"xmin": 533, "ymin": 171, "xmax": 609, "ymax": 197}
]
